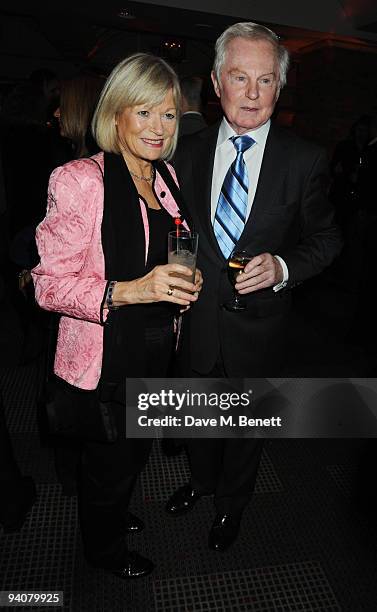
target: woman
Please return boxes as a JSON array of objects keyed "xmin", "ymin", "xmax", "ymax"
[{"xmin": 32, "ymin": 53, "xmax": 202, "ymax": 579}]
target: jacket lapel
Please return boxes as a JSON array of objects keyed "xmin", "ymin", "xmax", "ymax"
[
  {"xmin": 192, "ymin": 123, "xmax": 224, "ymax": 261},
  {"xmin": 153, "ymin": 159, "xmax": 193, "ymax": 229},
  {"xmin": 237, "ymin": 123, "xmax": 288, "ymax": 250}
]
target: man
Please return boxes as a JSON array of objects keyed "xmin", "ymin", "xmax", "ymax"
[
  {"xmin": 166, "ymin": 23, "xmax": 342, "ymax": 551},
  {"xmin": 178, "ymin": 76, "xmax": 207, "ymax": 138}
]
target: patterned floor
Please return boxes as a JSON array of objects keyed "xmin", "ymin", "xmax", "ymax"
[{"xmin": 0, "ymin": 358, "xmax": 376, "ymax": 611}]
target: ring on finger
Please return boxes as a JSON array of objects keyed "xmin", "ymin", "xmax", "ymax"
[{"xmin": 167, "ymin": 287, "xmax": 174, "ymax": 296}]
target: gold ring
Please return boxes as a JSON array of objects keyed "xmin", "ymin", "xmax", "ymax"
[{"xmin": 167, "ymin": 287, "xmax": 173, "ymax": 296}]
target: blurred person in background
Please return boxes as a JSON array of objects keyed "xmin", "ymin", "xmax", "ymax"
[
  {"xmin": 0, "ymin": 70, "xmax": 71, "ymax": 364},
  {"xmin": 330, "ymin": 115, "xmax": 372, "ymax": 227},
  {"xmin": 0, "ymin": 160, "xmax": 36, "ymax": 531},
  {"xmin": 178, "ymin": 76, "xmax": 207, "ymax": 138},
  {"xmin": 54, "ymin": 73, "xmax": 105, "ymax": 159},
  {"xmin": 0, "ymin": 69, "xmax": 70, "ymax": 239}
]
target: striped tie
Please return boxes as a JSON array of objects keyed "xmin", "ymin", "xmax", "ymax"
[{"xmin": 214, "ymin": 135, "xmax": 255, "ymax": 259}]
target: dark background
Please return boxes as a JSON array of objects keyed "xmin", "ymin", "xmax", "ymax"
[
  {"xmin": 1, "ymin": 0, "xmax": 377, "ymax": 153},
  {"xmin": 1, "ymin": 3, "xmax": 377, "ymax": 610}
]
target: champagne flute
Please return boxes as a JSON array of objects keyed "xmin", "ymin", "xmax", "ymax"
[{"xmin": 224, "ymin": 249, "xmax": 253, "ymax": 312}]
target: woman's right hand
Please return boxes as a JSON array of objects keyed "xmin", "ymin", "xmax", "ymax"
[{"xmin": 111, "ymin": 264, "xmax": 198, "ymax": 307}]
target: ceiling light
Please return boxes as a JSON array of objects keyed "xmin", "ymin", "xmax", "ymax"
[{"xmin": 117, "ymin": 9, "xmax": 135, "ymax": 19}]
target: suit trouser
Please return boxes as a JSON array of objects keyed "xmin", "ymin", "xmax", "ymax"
[
  {"xmin": 187, "ymin": 357, "xmax": 264, "ymax": 518},
  {"xmin": 188, "ymin": 437, "xmax": 263, "ymax": 516},
  {"xmin": 79, "ymin": 324, "xmax": 173, "ymax": 568}
]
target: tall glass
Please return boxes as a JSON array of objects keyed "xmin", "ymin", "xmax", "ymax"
[
  {"xmin": 224, "ymin": 250, "xmax": 253, "ymax": 312},
  {"xmin": 168, "ymin": 230, "xmax": 198, "ymax": 288}
]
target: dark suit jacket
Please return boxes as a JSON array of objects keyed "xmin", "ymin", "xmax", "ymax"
[
  {"xmin": 178, "ymin": 113, "xmax": 207, "ymax": 138},
  {"xmin": 174, "ymin": 121, "xmax": 343, "ymax": 376}
]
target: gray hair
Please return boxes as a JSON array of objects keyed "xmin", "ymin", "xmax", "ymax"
[
  {"xmin": 92, "ymin": 53, "xmax": 181, "ymax": 160},
  {"xmin": 213, "ymin": 22, "xmax": 290, "ymax": 89}
]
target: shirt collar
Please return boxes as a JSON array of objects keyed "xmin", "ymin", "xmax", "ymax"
[{"xmin": 217, "ymin": 117, "xmax": 271, "ymax": 149}]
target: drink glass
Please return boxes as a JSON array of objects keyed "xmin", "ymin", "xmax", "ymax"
[
  {"xmin": 168, "ymin": 230, "xmax": 198, "ymax": 289},
  {"xmin": 225, "ymin": 249, "xmax": 253, "ymax": 312}
]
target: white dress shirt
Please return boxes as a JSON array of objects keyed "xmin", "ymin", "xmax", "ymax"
[{"xmin": 211, "ymin": 117, "xmax": 288, "ymax": 290}]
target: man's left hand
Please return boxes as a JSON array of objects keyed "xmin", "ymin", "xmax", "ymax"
[{"xmin": 235, "ymin": 253, "xmax": 283, "ymax": 294}]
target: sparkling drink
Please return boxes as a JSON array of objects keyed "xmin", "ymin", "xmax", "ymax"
[
  {"xmin": 168, "ymin": 231, "xmax": 198, "ymax": 292},
  {"xmin": 168, "ymin": 249, "xmax": 196, "ymax": 283}
]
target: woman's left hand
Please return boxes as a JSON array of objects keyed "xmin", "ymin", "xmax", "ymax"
[{"xmin": 180, "ymin": 268, "xmax": 203, "ymax": 313}]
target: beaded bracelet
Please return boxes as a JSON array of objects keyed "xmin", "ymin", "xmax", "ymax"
[{"xmin": 106, "ymin": 280, "xmax": 119, "ymax": 310}]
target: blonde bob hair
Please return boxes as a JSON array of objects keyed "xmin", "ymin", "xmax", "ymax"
[{"xmin": 92, "ymin": 53, "xmax": 181, "ymax": 160}]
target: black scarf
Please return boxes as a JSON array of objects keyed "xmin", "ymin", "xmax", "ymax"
[{"xmin": 99, "ymin": 152, "xmax": 191, "ymax": 394}]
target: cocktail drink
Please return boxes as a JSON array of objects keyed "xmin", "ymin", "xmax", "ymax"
[
  {"xmin": 168, "ymin": 249, "xmax": 196, "ymax": 282},
  {"xmin": 168, "ymin": 230, "xmax": 198, "ymax": 290}
]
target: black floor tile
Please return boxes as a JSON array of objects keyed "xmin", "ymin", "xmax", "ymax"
[{"xmin": 1, "ymin": 361, "xmax": 376, "ymax": 611}]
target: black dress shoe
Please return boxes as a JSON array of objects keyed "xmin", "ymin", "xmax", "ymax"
[
  {"xmin": 110, "ymin": 551, "xmax": 154, "ymax": 579},
  {"xmin": 0, "ymin": 476, "xmax": 37, "ymax": 533},
  {"xmin": 165, "ymin": 484, "xmax": 201, "ymax": 515},
  {"xmin": 121, "ymin": 511, "xmax": 145, "ymax": 534},
  {"xmin": 208, "ymin": 513, "xmax": 241, "ymax": 551}
]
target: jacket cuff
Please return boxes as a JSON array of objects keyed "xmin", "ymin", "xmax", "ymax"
[{"xmin": 100, "ymin": 280, "xmax": 111, "ymax": 325}]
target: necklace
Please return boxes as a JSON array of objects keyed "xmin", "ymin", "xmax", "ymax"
[{"xmin": 129, "ymin": 167, "xmax": 155, "ymax": 183}]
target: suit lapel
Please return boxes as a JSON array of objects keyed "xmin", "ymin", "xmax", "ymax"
[
  {"xmin": 238, "ymin": 123, "xmax": 288, "ymax": 250},
  {"xmin": 192, "ymin": 123, "xmax": 225, "ymax": 261}
]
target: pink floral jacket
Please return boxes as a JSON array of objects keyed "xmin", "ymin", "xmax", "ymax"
[{"xmin": 32, "ymin": 152, "xmax": 187, "ymax": 390}]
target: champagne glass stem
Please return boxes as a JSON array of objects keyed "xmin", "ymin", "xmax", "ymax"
[{"xmin": 234, "ymin": 288, "xmax": 241, "ymax": 306}]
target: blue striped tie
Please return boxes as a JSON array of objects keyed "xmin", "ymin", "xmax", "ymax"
[{"xmin": 214, "ymin": 135, "xmax": 255, "ymax": 259}]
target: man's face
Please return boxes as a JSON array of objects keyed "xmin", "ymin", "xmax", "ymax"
[{"xmin": 212, "ymin": 37, "xmax": 280, "ymax": 134}]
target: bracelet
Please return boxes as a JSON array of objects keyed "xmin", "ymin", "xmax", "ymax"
[{"xmin": 106, "ymin": 280, "xmax": 119, "ymax": 310}]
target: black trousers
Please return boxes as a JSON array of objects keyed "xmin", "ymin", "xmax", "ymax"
[
  {"xmin": 187, "ymin": 357, "xmax": 263, "ymax": 518},
  {"xmin": 80, "ymin": 412, "xmax": 152, "ymax": 567},
  {"xmin": 79, "ymin": 324, "xmax": 174, "ymax": 568}
]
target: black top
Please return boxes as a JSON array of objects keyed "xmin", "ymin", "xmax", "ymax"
[
  {"xmin": 144, "ymin": 205, "xmax": 176, "ymax": 326},
  {"xmin": 101, "ymin": 153, "xmax": 191, "ymax": 386}
]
